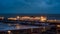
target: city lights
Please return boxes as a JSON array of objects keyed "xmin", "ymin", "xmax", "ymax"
[
  {"xmin": 2, "ymin": 16, "xmax": 60, "ymax": 23},
  {"xmin": 8, "ymin": 18, "xmax": 17, "ymax": 20},
  {"xmin": 40, "ymin": 16, "xmax": 47, "ymax": 22}
]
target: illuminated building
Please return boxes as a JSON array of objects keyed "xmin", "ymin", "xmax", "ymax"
[
  {"xmin": 40, "ymin": 16, "xmax": 47, "ymax": 22},
  {"xmin": 8, "ymin": 18, "xmax": 16, "ymax": 20},
  {"xmin": 20, "ymin": 16, "xmax": 30, "ymax": 20}
]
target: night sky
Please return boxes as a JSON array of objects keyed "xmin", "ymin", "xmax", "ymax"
[{"xmin": 0, "ymin": 0, "xmax": 60, "ymax": 14}]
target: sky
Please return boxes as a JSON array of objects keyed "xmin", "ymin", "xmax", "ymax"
[{"xmin": 0, "ymin": 0, "xmax": 60, "ymax": 14}]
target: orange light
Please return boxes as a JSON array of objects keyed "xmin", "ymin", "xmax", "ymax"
[
  {"xmin": 57, "ymin": 25, "xmax": 60, "ymax": 27},
  {"xmin": 20, "ymin": 16, "xmax": 30, "ymax": 20},
  {"xmin": 8, "ymin": 18, "xmax": 16, "ymax": 20},
  {"xmin": 40, "ymin": 16, "xmax": 47, "ymax": 22}
]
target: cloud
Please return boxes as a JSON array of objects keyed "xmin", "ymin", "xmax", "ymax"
[{"xmin": 0, "ymin": 0, "xmax": 60, "ymax": 14}]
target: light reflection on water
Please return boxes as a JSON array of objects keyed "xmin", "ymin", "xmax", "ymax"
[
  {"xmin": 0, "ymin": 22, "xmax": 56, "ymax": 32},
  {"xmin": 0, "ymin": 23, "xmax": 40, "ymax": 31}
]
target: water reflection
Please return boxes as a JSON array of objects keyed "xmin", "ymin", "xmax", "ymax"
[
  {"xmin": 0, "ymin": 22, "xmax": 57, "ymax": 34},
  {"xmin": 15, "ymin": 24, "xmax": 21, "ymax": 29},
  {"xmin": 0, "ymin": 23, "xmax": 41, "ymax": 31}
]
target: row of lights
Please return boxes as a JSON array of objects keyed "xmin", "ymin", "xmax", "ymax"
[
  {"xmin": 8, "ymin": 16, "xmax": 47, "ymax": 22},
  {"xmin": 0, "ymin": 16, "xmax": 47, "ymax": 22}
]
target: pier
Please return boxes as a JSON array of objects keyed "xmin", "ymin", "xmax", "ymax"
[{"xmin": 0, "ymin": 16, "xmax": 60, "ymax": 34}]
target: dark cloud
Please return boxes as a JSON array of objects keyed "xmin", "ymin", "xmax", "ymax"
[{"xmin": 0, "ymin": 0, "xmax": 60, "ymax": 14}]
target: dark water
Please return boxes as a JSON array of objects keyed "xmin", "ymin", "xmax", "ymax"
[
  {"xmin": 0, "ymin": 23, "xmax": 40, "ymax": 31},
  {"xmin": 0, "ymin": 22, "xmax": 56, "ymax": 34}
]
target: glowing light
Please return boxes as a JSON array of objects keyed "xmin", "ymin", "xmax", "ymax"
[
  {"xmin": 16, "ymin": 24, "xmax": 20, "ymax": 29},
  {"xmin": 34, "ymin": 17, "xmax": 40, "ymax": 20},
  {"xmin": 57, "ymin": 25, "xmax": 60, "ymax": 27},
  {"xmin": 8, "ymin": 31, "xmax": 11, "ymax": 33},
  {"xmin": 8, "ymin": 31, "xmax": 11, "ymax": 34},
  {"xmin": 21, "ymin": 16, "xmax": 30, "ymax": 20},
  {"xmin": 47, "ymin": 19, "xmax": 59, "ymax": 23},
  {"xmin": 17, "ymin": 16, "xmax": 20, "ymax": 19},
  {"xmin": 8, "ymin": 18, "xmax": 16, "ymax": 20},
  {"xmin": 40, "ymin": 16, "xmax": 47, "ymax": 22}
]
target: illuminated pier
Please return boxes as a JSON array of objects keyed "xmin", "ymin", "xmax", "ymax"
[
  {"xmin": 3, "ymin": 16, "xmax": 60, "ymax": 23},
  {"xmin": 40, "ymin": 16, "xmax": 47, "ymax": 22},
  {"xmin": 0, "ymin": 16, "xmax": 60, "ymax": 23},
  {"xmin": 0, "ymin": 16, "xmax": 60, "ymax": 34},
  {"xmin": 7, "ymin": 16, "xmax": 47, "ymax": 22}
]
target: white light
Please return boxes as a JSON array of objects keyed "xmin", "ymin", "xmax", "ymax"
[
  {"xmin": 17, "ymin": 16, "xmax": 20, "ymax": 19},
  {"xmin": 57, "ymin": 25, "xmax": 60, "ymax": 27},
  {"xmin": 40, "ymin": 16, "xmax": 47, "ymax": 22},
  {"xmin": 8, "ymin": 31, "xmax": 11, "ymax": 33},
  {"xmin": 8, "ymin": 31, "xmax": 11, "ymax": 34}
]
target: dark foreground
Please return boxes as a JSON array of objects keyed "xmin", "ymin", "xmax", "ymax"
[{"xmin": 0, "ymin": 23, "xmax": 58, "ymax": 34}]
